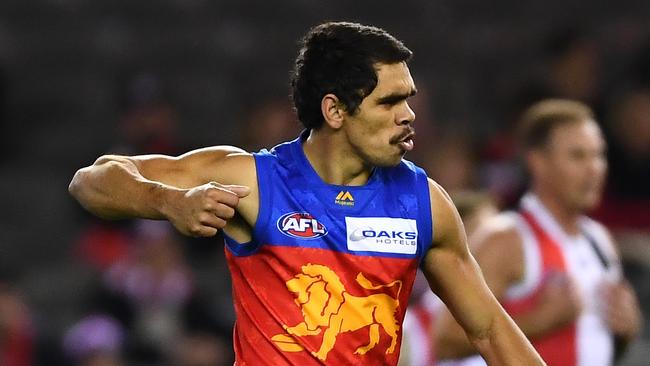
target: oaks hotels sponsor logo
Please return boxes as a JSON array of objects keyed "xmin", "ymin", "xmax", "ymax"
[{"xmin": 346, "ymin": 217, "xmax": 418, "ymax": 254}]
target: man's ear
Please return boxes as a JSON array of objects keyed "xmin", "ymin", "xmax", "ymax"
[
  {"xmin": 321, "ymin": 94, "xmax": 345, "ymax": 129},
  {"xmin": 526, "ymin": 149, "xmax": 546, "ymax": 179}
]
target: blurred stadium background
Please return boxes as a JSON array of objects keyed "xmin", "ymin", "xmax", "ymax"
[{"xmin": 0, "ymin": 0, "xmax": 648, "ymax": 365}]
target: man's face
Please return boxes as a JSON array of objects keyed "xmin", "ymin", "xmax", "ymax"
[
  {"xmin": 342, "ymin": 62, "xmax": 417, "ymax": 167},
  {"xmin": 534, "ymin": 119, "xmax": 607, "ymax": 213}
]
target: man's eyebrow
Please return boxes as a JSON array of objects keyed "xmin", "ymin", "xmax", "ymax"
[{"xmin": 376, "ymin": 88, "xmax": 418, "ymax": 104}]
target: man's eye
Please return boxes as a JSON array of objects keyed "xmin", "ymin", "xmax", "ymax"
[
  {"xmin": 570, "ymin": 151, "xmax": 586, "ymax": 159},
  {"xmin": 380, "ymin": 99, "xmax": 401, "ymax": 106}
]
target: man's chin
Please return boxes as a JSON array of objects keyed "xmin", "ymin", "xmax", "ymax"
[
  {"xmin": 370, "ymin": 151, "xmax": 405, "ymax": 167},
  {"xmin": 577, "ymin": 195, "xmax": 602, "ymax": 213},
  {"xmin": 383, "ymin": 155, "xmax": 405, "ymax": 167}
]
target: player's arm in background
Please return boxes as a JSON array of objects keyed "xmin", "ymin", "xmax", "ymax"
[
  {"xmin": 68, "ymin": 147, "xmax": 258, "ymax": 239},
  {"xmin": 420, "ymin": 179, "xmax": 545, "ymax": 366},
  {"xmin": 599, "ymin": 226, "xmax": 644, "ymax": 362},
  {"xmin": 434, "ymin": 218, "xmax": 582, "ymax": 360}
]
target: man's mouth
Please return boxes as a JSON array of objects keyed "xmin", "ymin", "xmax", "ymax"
[
  {"xmin": 393, "ymin": 131, "xmax": 415, "ymax": 152},
  {"xmin": 398, "ymin": 138, "xmax": 414, "ymax": 151}
]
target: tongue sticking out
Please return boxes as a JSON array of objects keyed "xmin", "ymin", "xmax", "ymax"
[{"xmin": 398, "ymin": 138, "xmax": 414, "ymax": 151}]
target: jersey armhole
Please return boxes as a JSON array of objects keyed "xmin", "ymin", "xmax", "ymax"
[
  {"xmin": 223, "ymin": 152, "xmax": 272, "ymax": 257},
  {"xmin": 415, "ymin": 167, "xmax": 433, "ymax": 266},
  {"xmin": 505, "ymin": 213, "xmax": 542, "ymax": 300},
  {"xmin": 251, "ymin": 152, "xmax": 272, "ymax": 244},
  {"xmin": 580, "ymin": 218, "xmax": 622, "ymax": 278}
]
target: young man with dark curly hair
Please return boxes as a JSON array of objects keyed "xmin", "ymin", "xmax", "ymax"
[{"xmin": 70, "ymin": 22, "xmax": 544, "ymax": 366}]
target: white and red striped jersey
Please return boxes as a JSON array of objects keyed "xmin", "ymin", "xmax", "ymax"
[{"xmin": 443, "ymin": 193, "xmax": 621, "ymax": 366}]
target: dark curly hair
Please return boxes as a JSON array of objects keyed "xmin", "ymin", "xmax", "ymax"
[{"xmin": 291, "ymin": 22, "xmax": 413, "ymax": 130}]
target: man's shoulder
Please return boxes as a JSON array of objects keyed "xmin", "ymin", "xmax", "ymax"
[
  {"xmin": 580, "ymin": 215, "xmax": 611, "ymax": 237},
  {"xmin": 251, "ymin": 137, "xmax": 302, "ymax": 166},
  {"xmin": 377, "ymin": 159, "xmax": 428, "ymax": 189},
  {"xmin": 207, "ymin": 147, "xmax": 254, "ymax": 166},
  {"xmin": 395, "ymin": 158, "xmax": 424, "ymax": 174},
  {"xmin": 381, "ymin": 159, "xmax": 433, "ymax": 189},
  {"xmin": 192, "ymin": 147, "xmax": 257, "ymax": 187},
  {"xmin": 472, "ymin": 213, "xmax": 525, "ymax": 252},
  {"xmin": 580, "ymin": 215, "xmax": 620, "ymax": 260},
  {"xmin": 469, "ymin": 213, "xmax": 527, "ymax": 280}
]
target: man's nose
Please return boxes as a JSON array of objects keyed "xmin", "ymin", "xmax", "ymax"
[{"xmin": 397, "ymin": 102, "xmax": 415, "ymax": 125}]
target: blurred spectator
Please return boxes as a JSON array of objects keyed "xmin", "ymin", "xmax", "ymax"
[
  {"xmin": 0, "ymin": 282, "xmax": 34, "ymax": 366},
  {"xmin": 63, "ymin": 315, "xmax": 125, "ymax": 366},
  {"xmin": 450, "ymin": 191, "xmax": 500, "ymax": 236},
  {"xmin": 170, "ymin": 331, "xmax": 230, "ymax": 366},
  {"xmin": 604, "ymin": 85, "xmax": 650, "ymax": 199},
  {"xmin": 71, "ymin": 219, "xmax": 233, "ymax": 364},
  {"xmin": 479, "ymin": 95, "xmax": 532, "ymax": 207},
  {"xmin": 74, "ymin": 220, "xmax": 133, "ymax": 272},
  {"xmin": 594, "ymin": 83, "xmax": 650, "ymax": 334},
  {"xmin": 542, "ymin": 27, "xmax": 603, "ymax": 104},
  {"xmin": 90, "ymin": 220, "xmax": 196, "ymax": 363},
  {"xmin": 420, "ymin": 132, "xmax": 479, "ymax": 191},
  {"xmin": 480, "ymin": 27, "xmax": 606, "ymax": 207},
  {"xmin": 436, "ymin": 99, "xmax": 642, "ymax": 366},
  {"xmin": 594, "ymin": 85, "xmax": 650, "ymax": 232}
]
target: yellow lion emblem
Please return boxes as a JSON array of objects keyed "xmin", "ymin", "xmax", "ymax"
[{"xmin": 271, "ymin": 263, "xmax": 402, "ymax": 361}]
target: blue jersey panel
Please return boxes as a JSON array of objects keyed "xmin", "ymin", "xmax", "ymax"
[{"xmin": 226, "ymin": 132, "xmax": 433, "ymax": 262}]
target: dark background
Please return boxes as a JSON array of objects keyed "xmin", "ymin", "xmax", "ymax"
[{"xmin": 0, "ymin": 1, "xmax": 648, "ymax": 365}]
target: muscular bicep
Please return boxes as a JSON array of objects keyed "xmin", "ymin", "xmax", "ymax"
[
  {"xmin": 95, "ymin": 146, "xmax": 259, "ymax": 225},
  {"xmin": 421, "ymin": 179, "xmax": 502, "ymax": 339},
  {"xmin": 422, "ymin": 244, "xmax": 497, "ymax": 341},
  {"xmin": 469, "ymin": 223, "xmax": 525, "ymax": 301},
  {"xmin": 122, "ymin": 145, "xmax": 251, "ymax": 189}
]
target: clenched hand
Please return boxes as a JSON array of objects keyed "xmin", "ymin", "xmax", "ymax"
[{"xmin": 164, "ymin": 181, "xmax": 250, "ymax": 237}]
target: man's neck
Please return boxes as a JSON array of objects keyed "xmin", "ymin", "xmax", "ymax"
[
  {"xmin": 532, "ymin": 188, "xmax": 582, "ymax": 236},
  {"xmin": 302, "ymin": 129, "xmax": 374, "ymax": 186}
]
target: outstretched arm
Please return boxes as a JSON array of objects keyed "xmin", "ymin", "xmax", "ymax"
[
  {"xmin": 421, "ymin": 180, "xmax": 545, "ymax": 366},
  {"xmin": 69, "ymin": 146, "xmax": 258, "ymax": 237}
]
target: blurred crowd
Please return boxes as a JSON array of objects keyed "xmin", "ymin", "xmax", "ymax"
[{"xmin": 0, "ymin": 2, "xmax": 649, "ymax": 365}]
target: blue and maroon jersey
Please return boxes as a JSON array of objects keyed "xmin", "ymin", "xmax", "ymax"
[{"xmin": 224, "ymin": 133, "xmax": 433, "ymax": 365}]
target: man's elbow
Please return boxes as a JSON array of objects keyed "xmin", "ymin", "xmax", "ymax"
[
  {"xmin": 68, "ymin": 157, "xmax": 122, "ymax": 214},
  {"xmin": 68, "ymin": 167, "xmax": 117, "ymax": 220},
  {"xmin": 467, "ymin": 332, "xmax": 492, "ymax": 359},
  {"xmin": 70, "ymin": 155, "xmax": 123, "ymax": 193},
  {"xmin": 68, "ymin": 166, "xmax": 104, "ymax": 214},
  {"xmin": 435, "ymin": 330, "xmax": 478, "ymax": 360},
  {"xmin": 68, "ymin": 167, "xmax": 88, "ymax": 201}
]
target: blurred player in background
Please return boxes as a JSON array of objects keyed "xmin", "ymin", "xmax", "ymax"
[
  {"xmin": 399, "ymin": 191, "xmax": 498, "ymax": 366},
  {"xmin": 69, "ymin": 22, "xmax": 544, "ymax": 365},
  {"xmin": 0, "ymin": 281, "xmax": 33, "ymax": 366},
  {"xmin": 436, "ymin": 99, "xmax": 642, "ymax": 366}
]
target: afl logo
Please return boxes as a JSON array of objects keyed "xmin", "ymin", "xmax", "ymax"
[{"xmin": 277, "ymin": 212, "xmax": 328, "ymax": 240}]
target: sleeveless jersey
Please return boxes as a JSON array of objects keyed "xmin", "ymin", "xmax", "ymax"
[
  {"xmin": 224, "ymin": 133, "xmax": 433, "ymax": 365},
  {"xmin": 448, "ymin": 194, "xmax": 620, "ymax": 366}
]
